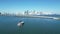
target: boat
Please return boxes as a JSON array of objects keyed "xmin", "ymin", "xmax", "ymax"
[{"xmin": 17, "ymin": 21, "xmax": 24, "ymax": 27}]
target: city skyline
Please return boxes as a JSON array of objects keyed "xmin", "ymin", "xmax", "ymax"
[{"xmin": 0, "ymin": 0, "xmax": 60, "ymax": 14}]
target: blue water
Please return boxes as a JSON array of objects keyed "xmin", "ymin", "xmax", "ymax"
[{"xmin": 0, "ymin": 16, "xmax": 60, "ymax": 34}]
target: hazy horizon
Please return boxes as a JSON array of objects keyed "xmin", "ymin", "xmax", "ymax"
[{"xmin": 0, "ymin": 0, "xmax": 60, "ymax": 14}]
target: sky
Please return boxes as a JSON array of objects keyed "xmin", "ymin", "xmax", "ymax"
[{"xmin": 0, "ymin": 0, "xmax": 60, "ymax": 14}]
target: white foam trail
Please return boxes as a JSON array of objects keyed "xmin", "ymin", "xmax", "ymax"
[{"xmin": 52, "ymin": 17, "xmax": 59, "ymax": 20}]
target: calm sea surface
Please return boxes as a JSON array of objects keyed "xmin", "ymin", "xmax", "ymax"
[{"xmin": 0, "ymin": 16, "xmax": 60, "ymax": 34}]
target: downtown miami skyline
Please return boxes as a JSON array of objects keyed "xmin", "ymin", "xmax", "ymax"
[{"xmin": 0, "ymin": 0, "xmax": 60, "ymax": 14}]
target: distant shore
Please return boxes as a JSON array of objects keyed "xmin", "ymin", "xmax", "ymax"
[
  {"xmin": 15, "ymin": 15, "xmax": 60, "ymax": 20},
  {"xmin": 0, "ymin": 14, "xmax": 60, "ymax": 20}
]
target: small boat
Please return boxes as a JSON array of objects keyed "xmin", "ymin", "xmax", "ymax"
[{"xmin": 17, "ymin": 21, "xmax": 24, "ymax": 27}]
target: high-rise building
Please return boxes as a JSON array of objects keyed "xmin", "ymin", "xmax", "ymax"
[
  {"xmin": 24, "ymin": 10, "xmax": 29, "ymax": 15},
  {"xmin": 40, "ymin": 12, "xmax": 43, "ymax": 15}
]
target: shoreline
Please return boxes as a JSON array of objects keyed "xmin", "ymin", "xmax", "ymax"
[{"xmin": 0, "ymin": 15, "xmax": 60, "ymax": 20}]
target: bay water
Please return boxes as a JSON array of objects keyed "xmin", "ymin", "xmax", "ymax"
[{"xmin": 0, "ymin": 16, "xmax": 60, "ymax": 34}]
